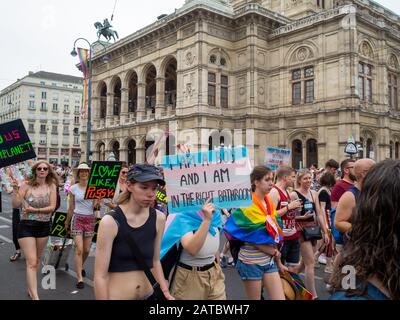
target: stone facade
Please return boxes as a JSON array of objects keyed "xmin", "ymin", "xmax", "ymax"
[
  {"xmin": 0, "ymin": 71, "xmax": 83, "ymax": 166},
  {"xmin": 87, "ymin": 0, "xmax": 400, "ymax": 168}
]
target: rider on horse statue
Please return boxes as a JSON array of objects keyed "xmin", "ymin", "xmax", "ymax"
[{"xmin": 94, "ymin": 18, "xmax": 119, "ymax": 42}]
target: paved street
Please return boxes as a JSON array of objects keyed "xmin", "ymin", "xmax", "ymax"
[{"xmin": 0, "ymin": 191, "xmax": 330, "ymax": 300}]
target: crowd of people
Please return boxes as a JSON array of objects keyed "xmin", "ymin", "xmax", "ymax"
[{"xmin": 1, "ymin": 154, "xmax": 399, "ymax": 300}]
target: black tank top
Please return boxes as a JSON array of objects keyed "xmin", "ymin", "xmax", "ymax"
[
  {"xmin": 294, "ymin": 190, "xmax": 316, "ymax": 223},
  {"xmin": 108, "ymin": 206, "xmax": 157, "ymax": 272}
]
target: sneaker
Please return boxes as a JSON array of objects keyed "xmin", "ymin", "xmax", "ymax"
[
  {"xmin": 220, "ymin": 256, "xmax": 228, "ymax": 268},
  {"xmin": 227, "ymin": 257, "xmax": 234, "ymax": 266},
  {"xmin": 318, "ymin": 254, "xmax": 327, "ymax": 265}
]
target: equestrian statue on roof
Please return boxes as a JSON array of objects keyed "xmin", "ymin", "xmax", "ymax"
[{"xmin": 94, "ymin": 18, "xmax": 119, "ymax": 42}]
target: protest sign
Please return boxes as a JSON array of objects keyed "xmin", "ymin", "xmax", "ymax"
[
  {"xmin": 50, "ymin": 211, "xmax": 101, "ymax": 242},
  {"xmin": 265, "ymin": 147, "xmax": 291, "ymax": 170},
  {"xmin": 0, "ymin": 119, "xmax": 36, "ymax": 169},
  {"xmin": 156, "ymin": 188, "xmax": 168, "ymax": 205},
  {"xmin": 84, "ymin": 161, "xmax": 123, "ymax": 199},
  {"xmin": 162, "ymin": 146, "xmax": 252, "ymax": 214}
]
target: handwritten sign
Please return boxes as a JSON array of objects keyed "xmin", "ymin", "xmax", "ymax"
[
  {"xmin": 84, "ymin": 161, "xmax": 123, "ymax": 199},
  {"xmin": 162, "ymin": 147, "xmax": 252, "ymax": 214},
  {"xmin": 50, "ymin": 211, "xmax": 101, "ymax": 242},
  {"xmin": 265, "ymin": 147, "xmax": 291, "ymax": 170},
  {"xmin": 0, "ymin": 119, "xmax": 36, "ymax": 169}
]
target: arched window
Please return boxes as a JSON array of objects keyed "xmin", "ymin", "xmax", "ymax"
[
  {"xmin": 127, "ymin": 140, "xmax": 136, "ymax": 165},
  {"xmin": 128, "ymin": 72, "xmax": 138, "ymax": 113},
  {"xmin": 112, "ymin": 141, "xmax": 120, "ymax": 161},
  {"xmin": 292, "ymin": 140, "xmax": 303, "ymax": 169},
  {"xmin": 306, "ymin": 139, "xmax": 318, "ymax": 168},
  {"xmin": 145, "ymin": 65, "xmax": 157, "ymax": 113},
  {"xmin": 165, "ymin": 58, "xmax": 177, "ymax": 108}
]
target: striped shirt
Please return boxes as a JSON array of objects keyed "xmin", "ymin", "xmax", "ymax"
[{"xmin": 238, "ymin": 244, "xmax": 274, "ymax": 266}]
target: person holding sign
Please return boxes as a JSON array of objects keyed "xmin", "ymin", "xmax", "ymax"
[
  {"xmin": 224, "ymin": 166, "xmax": 286, "ymax": 300},
  {"xmin": 65, "ymin": 163, "xmax": 100, "ymax": 289},
  {"xmin": 11, "ymin": 161, "xmax": 59, "ymax": 300},
  {"xmin": 103, "ymin": 164, "xmax": 129, "ymax": 211},
  {"xmin": 94, "ymin": 164, "xmax": 173, "ymax": 300}
]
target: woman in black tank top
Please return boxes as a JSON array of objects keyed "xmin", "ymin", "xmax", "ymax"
[
  {"xmin": 294, "ymin": 170, "xmax": 330, "ymax": 300},
  {"xmin": 94, "ymin": 164, "xmax": 174, "ymax": 300}
]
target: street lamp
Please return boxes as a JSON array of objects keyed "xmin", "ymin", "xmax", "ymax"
[{"xmin": 70, "ymin": 38, "xmax": 109, "ymax": 164}]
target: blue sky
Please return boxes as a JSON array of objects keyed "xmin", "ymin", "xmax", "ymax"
[{"xmin": 0, "ymin": 0, "xmax": 399, "ymax": 89}]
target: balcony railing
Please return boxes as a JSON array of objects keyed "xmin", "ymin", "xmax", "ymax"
[{"xmin": 145, "ymin": 96, "xmax": 156, "ymax": 113}]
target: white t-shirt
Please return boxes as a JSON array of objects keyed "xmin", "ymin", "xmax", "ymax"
[{"xmin": 69, "ymin": 184, "xmax": 94, "ymax": 216}]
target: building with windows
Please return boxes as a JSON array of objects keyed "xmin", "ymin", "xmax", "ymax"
[
  {"xmin": 0, "ymin": 71, "xmax": 83, "ymax": 166},
  {"xmin": 88, "ymin": 0, "xmax": 400, "ymax": 168}
]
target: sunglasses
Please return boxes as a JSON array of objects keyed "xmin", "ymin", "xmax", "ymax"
[
  {"xmin": 121, "ymin": 171, "xmax": 128, "ymax": 175},
  {"xmin": 37, "ymin": 167, "xmax": 49, "ymax": 171}
]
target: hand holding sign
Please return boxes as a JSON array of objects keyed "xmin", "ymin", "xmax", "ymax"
[{"xmin": 202, "ymin": 198, "xmax": 216, "ymax": 222}]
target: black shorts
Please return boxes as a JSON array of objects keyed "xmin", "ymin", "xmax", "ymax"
[
  {"xmin": 18, "ymin": 220, "xmax": 51, "ymax": 239},
  {"xmin": 281, "ymin": 238, "xmax": 300, "ymax": 265}
]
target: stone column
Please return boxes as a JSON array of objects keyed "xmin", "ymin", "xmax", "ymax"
[
  {"xmin": 106, "ymin": 93, "xmax": 114, "ymax": 127},
  {"xmin": 137, "ymin": 82, "xmax": 146, "ymax": 119},
  {"xmin": 120, "ymin": 88, "xmax": 129, "ymax": 124},
  {"xmin": 119, "ymin": 148, "xmax": 128, "ymax": 163},
  {"xmin": 155, "ymin": 77, "xmax": 165, "ymax": 119}
]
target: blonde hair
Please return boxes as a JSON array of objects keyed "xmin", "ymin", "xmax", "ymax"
[
  {"xmin": 28, "ymin": 160, "xmax": 60, "ymax": 187},
  {"xmin": 117, "ymin": 190, "xmax": 131, "ymax": 205},
  {"xmin": 296, "ymin": 169, "xmax": 312, "ymax": 188}
]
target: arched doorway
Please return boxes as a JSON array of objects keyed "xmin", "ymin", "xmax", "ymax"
[
  {"xmin": 127, "ymin": 140, "xmax": 136, "ymax": 165},
  {"xmin": 113, "ymin": 78, "xmax": 121, "ymax": 116},
  {"xmin": 306, "ymin": 139, "xmax": 318, "ymax": 168},
  {"xmin": 128, "ymin": 72, "xmax": 138, "ymax": 113},
  {"xmin": 145, "ymin": 65, "xmax": 157, "ymax": 113},
  {"xmin": 390, "ymin": 141, "xmax": 394, "ymax": 159},
  {"xmin": 292, "ymin": 140, "xmax": 303, "ymax": 169},
  {"xmin": 112, "ymin": 141, "xmax": 120, "ymax": 161},
  {"xmin": 165, "ymin": 58, "xmax": 177, "ymax": 108}
]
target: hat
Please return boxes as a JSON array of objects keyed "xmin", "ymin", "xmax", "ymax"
[
  {"xmin": 73, "ymin": 163, "xmax": 91, "ymax": 172},
  {"xmin": 127, "ymin": 164, "xmax": 165, "ymax": 186}
]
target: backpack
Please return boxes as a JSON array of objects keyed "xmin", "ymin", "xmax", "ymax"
[{"xmin": 161, "ymin": 242, "xmax": 182, "ymax": 287}]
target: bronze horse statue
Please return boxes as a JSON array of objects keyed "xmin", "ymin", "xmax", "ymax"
[{"xmin": 94, "ymin": 20, "xmax": 119, "ymax": 42}]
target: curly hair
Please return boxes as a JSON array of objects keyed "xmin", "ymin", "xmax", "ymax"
[
  {"xmin": 28, "ymin": 160, "xmax": 60, "ymax": 187},
  {"xmin": 330, "ymin": 159, "xmax": 400, "ymax": 299}
]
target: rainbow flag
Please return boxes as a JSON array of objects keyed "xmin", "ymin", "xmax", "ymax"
[
  {"xmin": 224, "ymin": 193, "xmax": 284, "ymax": 245},
  {"xmin": 289, "ymin": 272, "xmax": 314, "ymax": 300},
  {"xmin": 77, "ymin": 48, "xmax": 89, "ymax": 119}
]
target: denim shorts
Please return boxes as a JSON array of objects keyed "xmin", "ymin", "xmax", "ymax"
[{"xmin": 235, "ymin": 259, "xmax": 279, "ymax": 281}]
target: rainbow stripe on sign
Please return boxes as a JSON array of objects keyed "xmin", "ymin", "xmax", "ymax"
[{"xmin": 77, "ymin": 48, "xmax": 89, "ymax": 119}]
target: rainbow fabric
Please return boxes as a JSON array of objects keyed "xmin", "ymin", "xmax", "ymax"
[
  {"xmin": 289, "ymin": 272, "xmax": 314, "ymax": 300},
  {"xmin": 160, "ymin": 210, "xmax": 222, "ymax": 259},
  {"xmin": 224, "ymin": 193, "xmax": 284, "ymax": 245},
  {"xmin": 77, "ymin": 48, "xmax": 89, "ymax": 119}
]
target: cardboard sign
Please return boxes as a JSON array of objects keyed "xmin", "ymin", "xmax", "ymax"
[
  {"xmin": 265, "ymin": 147, "xmax": 291, "ymax": 170},
  {"xmin": 161, "ymin": 147, "xmax": 252, "ymax": 214},
  {"xmin": 156, "ymin": 188, "xmax": 168, "ymax": 205},
  {"xmin": 84, "ymin": 161, "xmax": 123, "ymax": 199},
  {"xmin": 0, "ymin": 119, "xmax": 36, "ymax": 169},
  {"xmin": 50, "ymin": 211, "xmax": 101, "ymax": 243}
]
